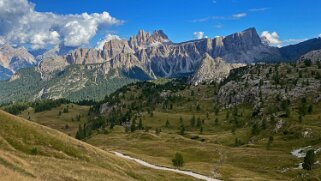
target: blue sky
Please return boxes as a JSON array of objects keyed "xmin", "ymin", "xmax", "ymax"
[{"xmin": 6, "ymin": 0, "xmax": 321, "ymax": 48}]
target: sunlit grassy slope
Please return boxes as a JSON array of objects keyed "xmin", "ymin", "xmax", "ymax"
[{"xmin": 0, "ymin": 110, "xmax": 196, "ymax": 181}]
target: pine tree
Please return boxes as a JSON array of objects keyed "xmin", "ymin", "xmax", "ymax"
[
  {"xmin": 131, "ymin": 119, "xmax": 136, "ymax": 132},
  {"xmin": 307, "ymin": 105, "xmax": 313, "ymax": 114},
  {"xmin": 180, "ymin": 125, "xmax": 185, "ymax": 135},
  {"xmin": 165, "ymin": 120, "xmax": 170, "ymax": 128},
  {"xmin": 251, "ymin": 123, "xmax": 259, "ymax": 135},
  {"xmin": 138, "ymin": 118, "xmax": 143, "ymax": 130},
  {"xmin": 196, "ymin": 118, "xmax": 202, "ymax": 127},
  {"xmin": 179, "ymin": 116, "xmax": 183, "ymax": 125},
  {"xmin": 214, "ymin": 118, "xmax": 219, "ymax": 126},
  {"xmin": 172, "ymin": 153, "xmax": 184, "ymax": 167},
  {"xmin": 266, "ymin": 136, "xmax": 274, "ymax": 150},
  {"xmin": 303, "ymin": 149, "xmax": 316, "ymax": 170},
  {"xmin": 190, "ymin": 115, "xmax": 196, "ymax": 127},
  {"xmin": 76, "ymin": 124, "xmax": 84, "ymax": 140},
  {"xmin": 155, "ymin": 128, "xmax": 161, "ymax": 135}
]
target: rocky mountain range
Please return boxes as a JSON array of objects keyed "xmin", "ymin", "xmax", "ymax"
[
  {"xmin": 1, "ymin": 28, "xmax": 321, "ymax": 103},
  {"xmin": 37, "ymin": 28, "xmax": 279, "ymax": 82}
]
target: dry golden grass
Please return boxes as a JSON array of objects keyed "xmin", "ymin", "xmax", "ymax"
[{"xmin": 0, "ymin": 110, "xmax": 197, "ymax": 181}]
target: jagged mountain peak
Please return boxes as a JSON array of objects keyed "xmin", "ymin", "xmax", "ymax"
[
  {"xmin": 0, "ymin": 43, "xmax": 36, "ymax": 80},
  {"xmin": 128, "ymin": 29, "xmax": 171, "ymax": 50},
  {"xmin": 151, "ymin": 30, "xmax": 170, "ymax": 42}
]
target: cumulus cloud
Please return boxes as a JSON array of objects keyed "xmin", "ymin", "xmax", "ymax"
[
  {"xmin": 319, "ymin": 34, "xmax": 321, "ymax": 38},
  {"xmin": 95, "ymin": 34, "xmax": 121, "ymax": 50},
  {"xmin": 232, "ymin": 13, "xmax": 247, "ymax": 19},
  {"xmin": 260, "ymin": 31, "xmax": 282, "ymax": 47},
  {"xmin": 0, "ymin": 0, "xmax": 122, "ymax": 49},
  {"xmin": 193, "ymin": 32, "xmax": 207, "ymax": 39}
]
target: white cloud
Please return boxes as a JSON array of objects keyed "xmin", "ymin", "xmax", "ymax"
[
  {"xmin": 194, "ymin": 32, "xmax": 206, "ymax": 39},
  {"xmin": 215, "ymin": 24, "xmax": 224, "ymax": 29},
  {"xmin": 260, "ymin": 31, "xmax": 282, "ymax": 47},
  {"xmin": 192, "ymin": 12, "xmax": 247, "ymax": 23},
  {"xmin": 319, "ymin": 34, "xmax": 321, "ymax": 38},
  {"xmin": 0, "ymin": 0, "xmax": 122, "ymax": 49},
  {"xmin": 95, "ymin": 34, "xmax": 121, "ymax": 50},
  {"xmin": 232, "ymin": 13, "xmax": 247, "ymax": 19},
  {"xmin": 249, "ymin": 8, "xmax": 269, "ymax": 12}
]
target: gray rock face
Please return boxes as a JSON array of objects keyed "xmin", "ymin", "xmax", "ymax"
[
  {"xmin": 190, "ymin": 53, "xmax": 246, "ymax": 85},
  {"xmin": 299, "ymin": 49, "xmax": 321, "ymax": 63},
  {"xmin": 39, "ymin": 28, "xmax": 281, "ymax": 81},
  {"xmin": 0, "ymin": 44, "xmax": 36, "ymax": 80}
]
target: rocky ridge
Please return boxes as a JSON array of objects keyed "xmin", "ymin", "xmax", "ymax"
[{"xmin": 39, "ymin": 28, "xmax": 281, "ymax": 81}]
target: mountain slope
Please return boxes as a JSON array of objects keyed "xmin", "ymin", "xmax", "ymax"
[
  {"xmin": 280, "ymin": 37, "xmax": 321, "ymax": 61},
  {"xmin": 0, "ymin": 110, "xmax": 195, "ymax": 181},
  {"xmin": 190, "ymin": 54, "xmax": 245, "ymax": 85},
  {"xmin": 0, "ymin": 65, "xmax": 138, "ymax": 104},
  {"xmin": 299, "ymin": 49, "xmax": 321, "ymax": 63}
]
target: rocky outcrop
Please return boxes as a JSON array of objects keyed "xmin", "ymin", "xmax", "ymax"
[
  {"xmin": 190, "ymin": 54, "xmax": 245, "ymax": 85},
  {"xmin": 216, "ymin": 63, "xmax": 321, "ymax": 109}
]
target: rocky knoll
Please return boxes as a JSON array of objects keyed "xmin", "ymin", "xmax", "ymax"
[
  {"xmin": 190, "ymin": 53, "xmax": 246, "ymax": 85},
  {"xmin": 216, "ymin": 62, "xmax": 321, "ymax": 112}
]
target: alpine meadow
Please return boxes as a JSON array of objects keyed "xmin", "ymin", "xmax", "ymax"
[{"xmin": 1, "ymin": 0, "xmax": 321, "ymax": 180}]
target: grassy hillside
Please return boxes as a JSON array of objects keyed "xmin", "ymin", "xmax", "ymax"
[
  {"xmin": 18, "ymin": 104, "xmax": 90, "ymax": 137},
  {"xmin": 3, "ymin": 61, "xmax": 321, "ymax": 180},
  {"xmin": 20, "ymin": 81, "xmax": 321, "ymax": 180},
  {"xmin": 78, "ymin": 63, "xmax": 321, "ymax": 180},
  {"xmin": 0, "ymin": 110, "xmax": 197, "ymax": 181}
]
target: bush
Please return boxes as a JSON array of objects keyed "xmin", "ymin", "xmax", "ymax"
[
  {"xmin": 172, "ymin": 153, "xmax": 184, "ymax": 167},
  {"xmin": 31, "ymin": 147, "xmax": 38, "ymax": 155}
]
